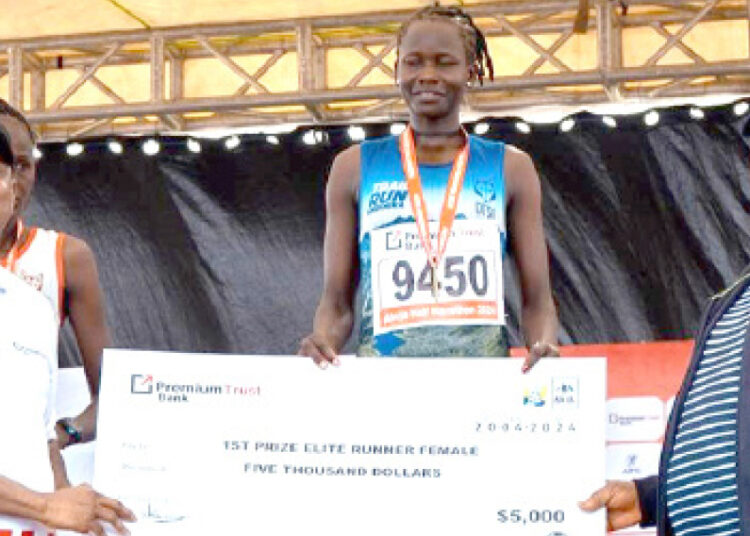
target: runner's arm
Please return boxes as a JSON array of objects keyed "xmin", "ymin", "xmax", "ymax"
[
  {"xmin": 56, "ymin": 237, "xmax": 111, "ymax": 446},
  {"xmin": 48, "ymin": 440, "xmax": 70, "ymax": 489},
  {"xmin": 299, "ymin": 146, "xmax": 361, "ymax": 366},
  {"xmin": 504, "ymin": 147, "xmax": 559, "ymax": 370}
]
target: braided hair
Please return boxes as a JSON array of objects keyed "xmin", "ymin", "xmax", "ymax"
[
  {"xmin": 397, "ymin": 3, "xmax": 494, "ymax": 85},
  {"xmin": 0, "ymin": 99, "xmax": 36, "ymax": 142}
]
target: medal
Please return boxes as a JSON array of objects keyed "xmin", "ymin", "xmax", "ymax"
[
  {"xmin": 399, "ymin": 126, "xmax": 469, "ymax": 301},
  {"xmin": 430, "ymin": 265, "xmax": 440, "ymax": 298}
]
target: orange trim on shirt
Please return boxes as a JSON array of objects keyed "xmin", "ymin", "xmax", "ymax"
[
  {"xmin": 14, "ymin": 226, "xmax": 38, "ymax": 261},
  {"xmin": 56, "ymin": 233, "xmax": 66, "ymax": 324},
  {"xmin": 0, "ymin": 226, "xmax": 37, "ymax": 268}
]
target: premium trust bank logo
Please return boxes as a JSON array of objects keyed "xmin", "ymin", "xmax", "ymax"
[
  {"xmin": 131, "ymin": 374, "xmax": 153, "ymax": 394},
  {"xmin": 386, "ymin": 230, "xmax": 403, "ymax": 250},
  {"xmin": 129, "ymin": 374, "xmax": 261, "ymax": 403},
  {"xmin": 385, "ymin": 229, "xmax": 459, "ymax": 252}
]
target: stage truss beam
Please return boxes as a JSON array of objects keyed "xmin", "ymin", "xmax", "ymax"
[{"xmin": 0, "ymin": 0, "xmax": 748, "ymax": 140}]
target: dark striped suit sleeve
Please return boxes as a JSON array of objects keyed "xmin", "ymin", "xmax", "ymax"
[{"xmin": 634, "ymin": 475, "xmax": 658, "ymax": 527}]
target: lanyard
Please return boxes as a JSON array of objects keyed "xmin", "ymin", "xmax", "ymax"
[
  {"xmin": 399, "ymin": 126, "xmax": 469, "ymax": 298},
  {"xmin": 1, "ymin": 219, "xmax": 24, "ymax": 272}
]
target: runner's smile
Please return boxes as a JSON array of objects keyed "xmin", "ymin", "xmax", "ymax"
[{"xmin": 412, "ymin": 89, "xmax": 447, "ymax": 103}]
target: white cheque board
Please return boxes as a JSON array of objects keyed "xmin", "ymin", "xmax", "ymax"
[{"xmin": 94, "ymin": 350, "xmax": 606, "ymax": 536}]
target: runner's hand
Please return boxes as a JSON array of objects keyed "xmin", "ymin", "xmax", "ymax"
[
  {"xmin": 42, "ymin": 484, "xmax": 135, "ymax": 535},
  {"xmin": 298, "ymin": 333, "xmax": 340, "ymax": 368},
  {"xmin": 522, "ymin": 341, "xmax": 559, "ymax": 373}
]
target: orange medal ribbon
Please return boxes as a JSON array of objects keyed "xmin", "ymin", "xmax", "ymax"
[{"xmin": 399, "ymin": 126, "xmax": 469, "ymax": 299}]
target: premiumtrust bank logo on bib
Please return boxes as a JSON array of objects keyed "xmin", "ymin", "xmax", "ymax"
[
  {"xmin": 367, "ymin": 181, "xmax": 407, "ymax": 214},
  {"xmin": 130, "ymin": 373, "xmax": 260, "ymax": 403},
  {"xmin": 385, "ymin": 226, "xmax": 489, "ymax": 252}
]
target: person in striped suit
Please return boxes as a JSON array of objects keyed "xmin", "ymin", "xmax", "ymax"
[{"xmin": 581, "ymin": 273, "xmax": 750, "ymax": 535}]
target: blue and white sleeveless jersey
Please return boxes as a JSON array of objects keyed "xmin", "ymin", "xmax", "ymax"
[{"xmin": 357, "ymin": 134, "xmax": 508, "ymax": 357}]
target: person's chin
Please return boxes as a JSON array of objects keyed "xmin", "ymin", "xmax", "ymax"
[{"xmin": 409, "ymin": 101, "xmax": 450, "ymax": 119}]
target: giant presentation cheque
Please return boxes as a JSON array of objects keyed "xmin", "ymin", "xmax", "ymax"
[{"xmin": 94, "ymin": 350, "xmax": 606, "ymax": 536}]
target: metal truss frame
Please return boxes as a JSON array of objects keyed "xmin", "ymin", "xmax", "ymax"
[{"xmin": 2, "ymin": 0, "xmax": 750, "ymax": 140}]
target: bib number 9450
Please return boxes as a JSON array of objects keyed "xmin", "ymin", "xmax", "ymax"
[{"xmin": 392, "ymin": 255, "xmax": 489, "ymax": 301}]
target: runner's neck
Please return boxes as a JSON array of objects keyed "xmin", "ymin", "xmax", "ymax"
[{"xmin": 411, "ymin": 128, "xmax": 466, "ymax": 165}]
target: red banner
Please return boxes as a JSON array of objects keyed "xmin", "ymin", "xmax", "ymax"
[{"xmin": 514, "ymin": 341, "xmax": 693, "ymax": 535}]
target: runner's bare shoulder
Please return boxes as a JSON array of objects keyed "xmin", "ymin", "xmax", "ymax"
[
  {"xmin": 502, "ymin": 144, "xmax": 540, "ymax": 200},
  {"xmin": 327, "ymin": 144, "xmax": 362, "ymax": 202},
  {"xmin": 503, "ymin": 144, "xmax": 535, "ymax": 174}
]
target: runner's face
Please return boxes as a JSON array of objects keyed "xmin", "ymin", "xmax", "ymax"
[
  {"xmin": 0, "ymin": 115, "xmax": 35, "ymax": 216},
  {"xmin": 397, "ymin": 20, "xmax": 470, "ymax": 123},
  {"xmin": 0, "ymin": 165, "xmax": 15, "ymax": 231}
]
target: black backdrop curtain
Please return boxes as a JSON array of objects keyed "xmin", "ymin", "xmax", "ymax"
[{"xmin": 26, "ymin": 106, "xmax": 750, "ymax": 367}]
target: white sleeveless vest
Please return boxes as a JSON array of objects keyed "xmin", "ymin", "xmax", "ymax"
[
  {"xmin": 0, "ymin": 266, "xmax": 58, "ymax": 535},
  {"xmin": 1, "ymin": 227, "xmax": 65, "ymax": 325}
]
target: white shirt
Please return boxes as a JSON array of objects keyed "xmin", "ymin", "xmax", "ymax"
[
  {"xmin": 2, "ymin": 227, "xmax": 65, "ymax": 326},
  {"xmin": 0, "ymin": 266, "xmax": 59, "ymax": 532}
]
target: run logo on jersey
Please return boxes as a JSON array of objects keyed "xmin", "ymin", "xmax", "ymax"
[{"xmin": 367, "ymin": 181, "xmax": 408, "ymax": 214}]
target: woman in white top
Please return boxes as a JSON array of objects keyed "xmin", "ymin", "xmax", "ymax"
[
  {"xmin": 0, "ymin": 127, "xmax": 133, "ymax": 536},
  {"xmin": 0, "ymin": 99, "xmax": 109, "ymax": 449}
]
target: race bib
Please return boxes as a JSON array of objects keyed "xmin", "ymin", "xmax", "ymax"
[{"xmin": 370, "ymin": 220, "xmax": 504, "ymax": 335}]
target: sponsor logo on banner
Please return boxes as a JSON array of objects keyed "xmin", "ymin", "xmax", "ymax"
[
  {"xmin": 606, "ymin": 397, "xmax": 665, "ymax": 442},
  {"xmin": 606, "ymin": 443, "xmax": 662, "ymax": 480},
  {"xmin": 129, "ymin": 374, "xmax": 260, "ymax": 403},
  {"xmin": 552, "ymin": 377, "xmax": 579, "ymax": 408}
]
